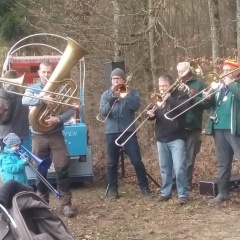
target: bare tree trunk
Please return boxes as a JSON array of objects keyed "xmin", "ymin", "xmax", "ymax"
[
  {"xmin": 148, "ymin": 0, "xmax": 160, "ymax": 92},
  {"xmin": 236, "ymin": 0, "xmax": 240, "ymax": 64},
  {"xmin": 229, "ymin": 0, "xmax": 237, "ymax": 50},
  {"xmin": 112, "ymin": 0, "xmax": 122, "ymax": 61},
  {"xmin": 148, "ymin": 0, "xmax": 157, "ymax": 92},
  {"xmin": 208, "ymin": 0, "xmax": 224, "ymax": 71}
]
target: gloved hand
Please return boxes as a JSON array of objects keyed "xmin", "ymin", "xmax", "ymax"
[{"xmin": 109, "ymin": 97, "xmax": 119, "ymax": 108}]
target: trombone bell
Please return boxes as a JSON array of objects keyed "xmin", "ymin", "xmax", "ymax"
[
  {"xmin": 113, "ymin": 84, "xmax": 130, "ymax": 98},
  {"xmin": 207, "ymin": 72, "xmax": 220, "ymax": 82},
  {"xmin": 0, "ymin": 74, "xmax": 25, "ymax": 90},
  {"xmin": 150, "ymin": 93, "xmax": 164, "ymax": 108},
  {"xmin": 189, "ymin": 61, "xmax": 203, "ymax": 77}
]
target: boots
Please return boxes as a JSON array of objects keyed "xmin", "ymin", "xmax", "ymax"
[{"xmin": 209, "ymin": 179, "xmax": 230, "ymax": 203}]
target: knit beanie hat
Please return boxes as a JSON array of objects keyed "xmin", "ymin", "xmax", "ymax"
[
  {"xmin": 110, "ymin": 68, "xmax": 126, "ymax": 80},
  {"xmin": 3, "ymin": 133, "xmax": 21, "ymax": 149},
  {"xmin": 222, "ymin": 59, "xmax": 239, "ymax": 68}
]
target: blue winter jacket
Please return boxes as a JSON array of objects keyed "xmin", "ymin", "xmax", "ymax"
[
  {"xmin": 99, "ymin": 87, "xmax": 140, "ymax": 134},
  {"xmin": 0, "ymin": 147, "xmax": 28, "ymax": 184}
]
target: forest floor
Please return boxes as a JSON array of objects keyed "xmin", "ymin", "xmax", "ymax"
[{"xmin": 50, "ymin": 179, "xmax": 240, "ymax": 240}]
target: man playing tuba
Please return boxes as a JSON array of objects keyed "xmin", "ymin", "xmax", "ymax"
[{"xmin": 22, "ymin": 61, "xmax": 75, "ymax": 218}]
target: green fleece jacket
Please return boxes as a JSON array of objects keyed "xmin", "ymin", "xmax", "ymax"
[
  {"xmin": 185, "ymin": 76, "xmax": 213, "ymax": 130},
  {"xmin": 205, "ymin": 81, "xmax": 240, "ymax": 136}
]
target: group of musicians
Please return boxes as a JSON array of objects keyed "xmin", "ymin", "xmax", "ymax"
[
  {"xmin": 99, "ymin": 59, "xmax": 240, "ymax": 205},
  {"xmin": 1, "ymin": 62, "xmax": 75, "ymax": 218},
  {"xmin": 0, "ymin": 57, "xmax": 239, "ymax": 219}
]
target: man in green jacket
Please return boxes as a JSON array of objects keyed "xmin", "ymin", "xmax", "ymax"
[
  {"xmin": 205, "ymin": 59, "xmax": 240, "ymax": 203},
  {"xmin": 176, "ymin": 62, "xmax": 212, "ymax": 190}
]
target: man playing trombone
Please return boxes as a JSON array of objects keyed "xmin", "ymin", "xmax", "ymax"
[
  {"xmin": 204, "ymin": 59, "xmax": 240, "ymax": 203},
  {"xmin": 176, "ymin": 62, "xmax": 213, "ymax": 190},
  {"xmin": 147, "ymin": 74, "xmax": 190, "ymax": 205},
  {"xmin": 99, "ymin": 68, "xmax": 152, "ymax": 199}
]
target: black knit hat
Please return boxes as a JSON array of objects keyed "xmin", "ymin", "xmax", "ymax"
[{"xmin": 110, "ymin": 68, "xmax": 126, "ymax": 80}]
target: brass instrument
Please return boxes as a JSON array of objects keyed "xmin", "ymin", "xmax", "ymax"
[
  {"xmin": 164, "ymin": 67, "xmax": 240, "ymax": 121},
  {"xmin": 114, "ymin": 93, "xmax": 163, "ymax": 147},
  {"xmin": 19, "ymin": 146, "xmax": 60, "ymax": 199},
  {"xmin": 0, "ymin": 74, "xmax": 25, "ymax": 92},
  {"xmin": 0, "ymin": 75, "xmax": 80, "ymax": 107},
  {"xmin": 96, "ymin": 74, "xmax": 131, "ymax": 123},
  {"xmin": 113, "ymin": 83, "xmax": 130, "ymax": 98},
  {"xmin": 207, "ymin": 67, "xmax": 240, "ymax": 83},
  {"xmin": 29, "ymin": 38, "xmax": 88, "ymax": 133},
  {"xmin": 114, "ymin": 61, "xmax": 202, "ymax": 147},
  {"xmin": 189, "ymin": 60, "xmax": 203, "ymax": 76}
]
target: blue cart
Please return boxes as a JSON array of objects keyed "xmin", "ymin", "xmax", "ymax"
[{"xmin": 23, "ymin": 124, "xmax": 93, "ymax": 185}]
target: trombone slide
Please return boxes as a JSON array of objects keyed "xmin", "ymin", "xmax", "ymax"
[
  {"xmin": 18, "ymin": 149, "xmax": 61, "ymax": 199},
  {"xmin": 115, "ymin": 103, "xmax": 155, "ymax": 147},
  {"xmin": 164, "ymin": 85, "xmax": 221, "ymax": 121},
  {"xmin": 96, "ymin": 99, "xmax": 119, "ymax": 123}
]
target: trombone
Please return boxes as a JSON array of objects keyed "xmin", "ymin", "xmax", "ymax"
[
  {"xmin": 0, "ymin": 74, "xmax": 79, "ymax": 107},
  {"xmin": 164, "ymin": 67, "xmax": 240, "ymax": 121},
  {"xmin": 96, "ymin": 74, "xmax": 132, "ymax": 123},
  {"xmin": 18, "ymin": 145, "xmax": 61, "ymax": 199},
  {"xmin": 114, "ymin": 95, "xmax": 162, "ymax": 147},
  {"xmin": 115, "ymin": 77, "xmax": 190, "ymax": 147},
  {"xmin": 114, "ymin": 60, "xmax": 203, "ymax": 147}
]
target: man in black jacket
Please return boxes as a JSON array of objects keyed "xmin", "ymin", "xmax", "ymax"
[
  {"xmin": 0, "ymin": 70, "xmax": 29, "ymax": 149},
  {"xmin": 147, "ymin": 74, "xmax": 189, "ymax": 205}
]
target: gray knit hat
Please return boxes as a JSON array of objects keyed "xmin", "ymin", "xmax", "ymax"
[
  {"xmin": 3, "ymin": 133, "xmax": 21, "ymax": 149},
  {"xmin": 110, "ymin": 68, "xmax": 126, "ymax": 80}
]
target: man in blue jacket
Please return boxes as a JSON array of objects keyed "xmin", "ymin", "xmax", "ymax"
[{"xmin": 99, "ymin": 68, "xmax": 152, "ymax": 199}]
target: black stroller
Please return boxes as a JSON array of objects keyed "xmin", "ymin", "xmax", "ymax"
[{"xmin": 0, "ymin": 180, "xmax": 75, "ymax": 240}]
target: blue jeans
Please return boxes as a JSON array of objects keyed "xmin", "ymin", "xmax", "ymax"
[
  {"xmin": 105, "ymin": 132, "xmax": 149, "ymax": 190},
  {"xmin": 157, "ymin": 139, "xmax": 188, "ymax": 198}
]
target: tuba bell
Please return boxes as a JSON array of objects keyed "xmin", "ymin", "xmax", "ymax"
[{"xmin": 29, "ymin": 38, "xmax": 88, "ymax": 133}]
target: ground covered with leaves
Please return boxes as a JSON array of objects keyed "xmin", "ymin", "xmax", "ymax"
[{"xmin": 50, "ymin": 180, "xmax": 240, "ymax": 240}]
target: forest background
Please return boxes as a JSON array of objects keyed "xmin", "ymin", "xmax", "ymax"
[{"xmin": 1, "ymin": 0, "xmax": 240, "ymax": 187}]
